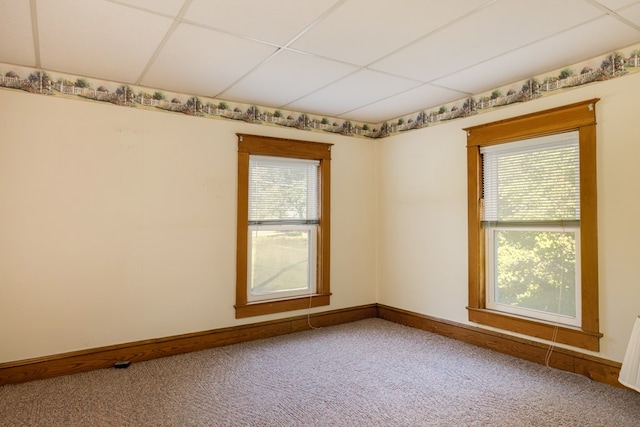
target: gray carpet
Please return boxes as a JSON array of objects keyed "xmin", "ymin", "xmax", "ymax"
[{"xmin": 1, "ymin": 318, "xmax": 639, "ymax": 426}]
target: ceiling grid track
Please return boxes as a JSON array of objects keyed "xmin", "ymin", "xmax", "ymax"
[
  {"xmin": 134, "ymin": 0, "xmax": 194, "ymax": 86},
  {"xmin": 29, "ymin": 0, "xmax": 40, "ymax": 69}
]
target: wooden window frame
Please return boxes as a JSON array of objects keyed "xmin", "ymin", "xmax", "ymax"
[
  {"xmin": 464, "ymin": 99, "xmax": 602, "ymax": 351},
  {"xmin": 235, "ymin": 134, "xmax": 332, "ymax": 319}
]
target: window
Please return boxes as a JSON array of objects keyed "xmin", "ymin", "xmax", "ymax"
[
  {"xmin": 247, "ymin": 156, "xmax": 319, "ymax": 302},
  {"xmin": 236, "ymin": 134, "xmax": 332, "ymax": 318},
  {"xmin": 465, "ymin": 99, "xmax": 602, "ymax": 351},
  {"xmin": 482, "ymin": 132, "xmax": 581, "ymax": 327}
]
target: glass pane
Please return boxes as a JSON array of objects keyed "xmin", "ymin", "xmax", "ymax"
[
  {"xmin": 495, "ymin": 146, "xmax": 579, "ymax": 221},
  {"xmin": 482, "ymin": 133, "xmax": 580, "ymax": 222},
  {"xmin": 250, "ymin": 230, "xmax": 310, "ymax": 296},
  {"xmin": 494, "ymin": 230, "xmax": 576, "ymax": 317},
  {"xmin": 249, "ymin": 156, "xmax": 319, "ymax": 221}
]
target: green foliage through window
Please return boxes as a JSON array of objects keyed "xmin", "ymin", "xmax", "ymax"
[{"xmin": 494, "ymin": 230, "xmax": 576, "ymax": 317}]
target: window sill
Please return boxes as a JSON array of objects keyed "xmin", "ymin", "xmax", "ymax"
[
  {"xmin": 235, "ymin": 293, "xmax": 331, "ymax": 319},
  {"xmin": 467, "ymin": 307, "xmax": 602, "ymax": 351}
]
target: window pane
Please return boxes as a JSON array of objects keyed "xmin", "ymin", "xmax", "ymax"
[
  {"xmin": 249, "ymin": 229, "xmax": 313, "ymax": 298},
  {"xmin": 482, "ymin": 132, "xmax": 580, "ymax": 222},
  {"xmin": 492, "ymin": 229, "xmax": 577, "ymax": 319},
  {"xmin": 249, "ymin": 156, "xmax": 319, "ymax": 221}
]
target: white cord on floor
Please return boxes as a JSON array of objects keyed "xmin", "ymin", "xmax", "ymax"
[
  {"xmin": 307, "ymin": 286, "xmax": 321, "ymax": 330},
  {"xmin": 545, "ymin": 324, "xmax": 559, "ymax": 367}
]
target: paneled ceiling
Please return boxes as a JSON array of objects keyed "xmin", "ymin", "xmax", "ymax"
[{"xmin": 2, "ymin": 0, "xmax": 640, "ymax": 123}]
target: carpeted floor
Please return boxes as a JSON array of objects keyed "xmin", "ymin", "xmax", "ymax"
[{"xmin": 1, "ymin": 318, "xmax": 639, "ymax": 426}]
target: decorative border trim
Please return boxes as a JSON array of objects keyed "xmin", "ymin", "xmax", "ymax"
[
  {"xmin": 1, "ymin": 43, "xmax": 639, "ymax": 139},
  {"xmin": 0, "ymin": 303, "xmax": 626, "ymax": 390}
]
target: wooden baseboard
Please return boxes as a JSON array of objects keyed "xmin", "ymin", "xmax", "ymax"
[
  {"xmin": 377, "ymin": 304, "xmax": 624, "ymax": 389},
  {"xmin": 0, "ymin": 304, "xmax": 377, "ymax": 385},
  {"xmin": 0, "ymin": 303, "xmax": 624, "ymax": 389}
]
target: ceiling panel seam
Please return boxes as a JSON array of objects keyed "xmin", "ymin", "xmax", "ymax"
[
  {"xmin": 214, "ymin": 0, "xmax": 350, "ymax": 100},
  {"xmin": 134, "ymin": 0, "xmax": 194, "ymax": 86},
  {"xmin": 366, "ymin": 0, "xmax": 501, "ymax": 70},
  {"xmin": 584, "ymin": 0, "xmax": 640, "ymax": 32},
  {"xmin": 30, "ymin": 0, "xmax": 40, "ymax": 68}
]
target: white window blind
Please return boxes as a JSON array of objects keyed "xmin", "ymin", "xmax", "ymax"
[
  {"xmin": 481, "ymin": 132, "xmax": 580, "ymax": 223},
  {"xmin": 249, "ymin": 156, "xmax": 319, "ymax": 223}
]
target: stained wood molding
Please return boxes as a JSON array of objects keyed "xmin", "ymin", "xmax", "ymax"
[
  {"xmin": 377, "ymin": 304, "xmax": 623, "ymax": 389},
  {"xmin": 464, "ymin": 99, "xmax": 601, "ymax": 351},
  {"xmin": 1, "ymin": 303, "xmax": 625, "ymax": 390},
  {"xmin": 0, "ymin": 304, "xmax": 376, "ymax": 385}
]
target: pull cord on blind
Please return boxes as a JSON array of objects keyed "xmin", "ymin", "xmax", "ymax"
[{"xmin": 480, "ymin": 131, "xmax": 580, "ymax": 226}]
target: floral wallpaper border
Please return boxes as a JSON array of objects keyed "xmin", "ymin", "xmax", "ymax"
[{"xmin": 1, "ymin": 42, "xmax": 639, "ymax": 139}]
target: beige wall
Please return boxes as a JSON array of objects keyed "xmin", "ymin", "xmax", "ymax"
[
  {"xmin": 0, "ymin": 89, "xmax": 377, "ymax": 363},
  {"xmin": 2, "ymin": 70, "xmax": 639, "ymax": 365},
  {"xmin": 377, "ymin": 71, "xmax": 640, "ymax": 362}
]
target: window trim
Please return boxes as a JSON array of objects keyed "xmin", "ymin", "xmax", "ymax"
[
  {"xmin": 464, "ymin": 99, "xmax": 602, "ymax": 351},
  {"xmin": 236, "ymin": 134, "xmax": 332, "ymax": 319}
]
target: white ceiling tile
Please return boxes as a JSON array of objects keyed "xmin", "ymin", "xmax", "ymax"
[
  {"xmin": 290, "ymin": 0, "xmax": 493, "ymax": 66},
  {"xmin": 141, "ymin": 23, "xmax": 277, "ymax": 97},
  {"xmin": 219, "ymin": 50, "xmax": 358, "ymax": 107},
  {"xmin": 0, "ymin": 1, "xmax": 35, "ymax": 66},
  {"xmin": 110, "ymin": 0, "xmax": 186, "ymax": 16},
  {"xmin": 37, "ymin": 0, "xmax": 173, "ymax": 83},
  {"xmin": 370, "ymin": 0, "xmax": 605, "ymax": 82},
  {"xmin": 286, "ymin": 69, "xmax": 420, "ymax": 117},
  {"xmin": 432, "ymin": 15, "xmax": 640, "ymax": 95},
  {"xmin": 3, "ymin": 0, "xmax": 640, "ymax": 124},
  {"xmin": 617, "ymin": 2, "xmax": 640, "ymax": 25},
  {"xmin": 593, "ymin": 0, "xmax": 640, "ymax": 10},
  {"xmin": 340, "ymin": 84, "xmax": 467, "ymax": 123},
  {"xmin": 184, "ymin": 0, "xmax": 341, "ymax": 45}
]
